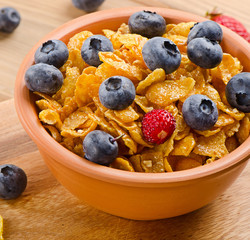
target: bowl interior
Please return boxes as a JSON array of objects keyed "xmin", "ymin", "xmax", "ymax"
[{"xmin": 14, "ymin": 7, "xmax": 250, "ymax": 186}]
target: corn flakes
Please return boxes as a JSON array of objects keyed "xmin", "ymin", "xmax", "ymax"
[
  {"xmin": 145, "ymin": 77, "xmax": 195, "ymax": 106},
  {"xmin": 0, "ymin": 215, "xmax": 3, "ymax": 240},
  {"xmin": 34, "ymin": 20, "xmax": 249, "ymax": 173},
  {"xmin": 110, "ymin": 157, "xmax": 135, "ymax": 172}
]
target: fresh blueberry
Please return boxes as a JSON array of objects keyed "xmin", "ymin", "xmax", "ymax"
[
  {"xmin": 187, "ymin": 21, "xmax": 223, "ymax": 44},
  {"xmin": 81, "ymin": 35, "xmax": 113, "ymax": 67},
  {"xmin": 128, "ymin": 10, "xmax": 166, "ymax": 38},
  {"xmin": 25, "ymin": 63, "xmax": 63, "ymax": 95},
  {"xmin": 34, "ymin": 40, "xmax": 69, "ymax": 69},
  {"xmin": 0, "ymin": 164, "xmax": 27, "ymax": 200},
  {"xmin": 0, "ymin": 7, "xmax": 21, "ymax": 33},
  {"xmin": 99, "ymin": 76, "xmax": 136, "ymax": 110},
  {"xmin": 187, "ymin": 38, "xmax": 223, "ymax": 69},
  {"xmin": 182, "ymin": 94, "xmax": 218, "ymax": 131},
  {"xmin": 225, "ymin": 72, "xmax": 250, "ymax": 113},
  {"xmin": 142, "ymin": 37, "xmax": 181, "ymax": 74},
  {"xmin": 83, "ymin": 130, "xmax": 118, "ymax": 165},
  {"xmin": 72, "ymin": 0, "xmax": 105, "ymax": 12}
]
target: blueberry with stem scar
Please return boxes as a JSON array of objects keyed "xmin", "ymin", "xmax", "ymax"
[{"xmin": 83, "ymin": 130, "xmax": 124, "ymax": 166}]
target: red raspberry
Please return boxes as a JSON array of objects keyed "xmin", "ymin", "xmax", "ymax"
[
  {"xmin": 141, "ymin": 109, "xmax": 176, "ymax": 144},
  {"xmin": 207, "ymin": 9, "xmax": 250, "ymax": 43}
]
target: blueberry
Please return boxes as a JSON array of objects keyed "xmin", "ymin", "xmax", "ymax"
[
  {"xmin": 182, "ymin": 94, "xmax": 218, "ymax": 131},
  {"xmin": 142, "ymin": 37, "xmax": 181, "ymax": 74},
  {"xmin": 225, "ymin": 72, "xmax": 250, "ymax": 113},
  {"xmin": 187, "ymin": 21, "xmax": 223, "ymax": 44},
  {"xmin": 83, "ymin": 130, "xmax": 118, "ymax": 165},
  {"xmin": 0, "ymin": 7, "xmax": 21, "ymax": 33},
  {"xmin": 81, "ymin": 35, "xmax": 113, "ymax": 67},
  {"xmin": 72, "ymin": 0, "xmax": 105, "ymax": 12},
  {"xmin": 128, "ymin": 10, "xmax": 166, "ymax": 38},
  {"xmin": 99, "ymin": 76, "xmax": 136, "ymax": 110},
  {"xmin": 187, "ymin": 38, "xmax": 223, "ymax": 69},
  {"xmin": 25, "ymin": 63, "xmax": 63, "ymax": 95},
  {"xmin": 34, "ymin": 40, "xmax": 69, "ymax": 69},
  {"xmin": 0, "ymin": 164, "xmax": 27, "ymax": 199}
]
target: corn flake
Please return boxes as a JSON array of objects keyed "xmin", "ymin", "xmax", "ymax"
[
  {"xmin": 136, "ymin": 68, "xmax": 165, "ymax": 95},
  {"xmin": 53, "ymin": 67, "xmax": 80, "ymax": 104},
  {"xmin": 236, "ymin": 116, "xmax": 250, "ymax": 144},
  {"xmin": 140, "ymin": 151, "xmax": 165, "ymax": 173},
  {"xmin": 171, "ymin": 133, "xmax": 196, "ymax": 156},
  {"xmin": 174, "ymin": 157, "xmax": 202, "ymax": 171},
  {"xmin": 0, "ymin": 215, "xmax": 3, "ymax": 240},
  {"xmin": 61, "ymin": 121, "xmax": 97, "ymax": 138},
  {"xmin": 99, "ymin": 52, "xmax": 143, "ymax": 81},
  {"xmin": 110, "ymin": 157, "xmax": 135, "ymax": 172},
  {"xmin": 210, "ymin": 53, "xmax": 243, "ymax": 85},
  {"xmin": 113, "ymin": 106, "xmax": 140, "ymax": 123},
  {"xmin": 193, "ymin": 131, "xmax": 228, "ymax": 158},
  {"xmin": 44, "ymin": 125, "xmax": 62, "ymax": 142},
  {"xmin": 75, "ymin": 73, "xmax": 101, "ymax": 107},
  {"xmin": 110, "ymin": 121, "xmax": 137, "ymax": 155},
  {"xmin": 61, "ymin": 107, "xmax": 91, "ymax": 130},
  {"xmin": 134, "ymin": 95, "xmax": 154, "ymax": 113},
  {"xmin": 129, "ymin": 154, "xmax": 144, "ymax": 172},
  {"xmin": 146, "ymin": 77, "xmax": 195, "ymax": 106},
  {"xmin": 39, "ymin": 109, "xmax": 62, "ymax": 130}
]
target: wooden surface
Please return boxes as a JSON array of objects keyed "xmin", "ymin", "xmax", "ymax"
[{"xmin": 0, "ymin": 0, "xmax": 249, "ymax": 239}]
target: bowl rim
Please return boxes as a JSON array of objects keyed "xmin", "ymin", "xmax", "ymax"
[{"xmin": 14, "ymin": 7, "xmax": 250, "ymax": 187}]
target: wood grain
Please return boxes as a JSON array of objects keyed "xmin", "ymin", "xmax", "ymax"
[
  {"xmin": 0, "ymin": 0, "xmax": 250, "ymax": 239},
  {"xmin": 0, "ymin": 99, "xmax": 249, "ymax": 239}
]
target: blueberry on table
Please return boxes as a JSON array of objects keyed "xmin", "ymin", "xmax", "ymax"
[
  {"xmin": 0, "ymin": 164, "xmax": 27, "ymax": 200},
  {"xmin": 225, "ymin": 72, "xmax": 250, "ymax": 112},
  {"xmin": 25, "ymin": 63, "xmax": 64, "ymax": 95},
  {"xmin": 142, "ymin": 37, "xmax": 181, "ymax": 74},
  {"xmin": 83, "ymin": 130, "xmax": 119, "ymax": 165},
  {"xmin": 128, "ymin": 10, "xmax": 166, "ymax": 38},
  {"xmin": 187, "ymin": 38, "xmax": 223, "ymax": 69},
  {"xmin": 0, "ymin": 7, "xmax": 21, "ymax": 33},
  {"xmin": 34, "ymin": 40, "xmax": 69, "ymax": 69},
  {"xmin": 72, "ymin": 0, "xmax": 105, "ymax": 12},
  {"xmin": 81, "ymin": 35, "xmax": 113, "ymax": 67},
  {"xmin": 187, "ymin": 20, "xmax": 223, "ymax": 43},
  {"xmin": 182, "ymin": 94, "xmax": 219, "ymax": 131},
  {"xmin": 99, "ymin": 76, "xmax": 136, "ymax": 110}
]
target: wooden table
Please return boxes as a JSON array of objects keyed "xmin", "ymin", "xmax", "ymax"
[{"xmin": 0, "ymin": 0, "xmax": 249, "ymax": 239}]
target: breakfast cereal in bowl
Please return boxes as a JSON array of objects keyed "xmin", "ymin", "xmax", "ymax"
[{"xmin": 24, "ymin": 10, "xmax": 250, "ymax": 173}]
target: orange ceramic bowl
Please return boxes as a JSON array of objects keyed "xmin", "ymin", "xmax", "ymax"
[{"xmin": 14, "ymin": 7, "xmax": 250, "ymax": 220}]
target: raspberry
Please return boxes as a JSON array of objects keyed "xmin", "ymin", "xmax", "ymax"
[
  {"xmin": 207, "ymin": 8, "xmax": 250, "ymax": 43},
  {"xmin": 141, "ymin": 109, "xmax": 176, "ymax": 144}
]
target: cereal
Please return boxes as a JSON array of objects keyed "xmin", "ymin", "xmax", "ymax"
[
  {"xmin": 174, "ymin": 157, "xmax": 202, "ymax": 171},
  {"xmin": 236, "ymin": 116, "xmax": 250, "ymax": 144},
  {"xmin": 33, "ymin": 19, "xmax": 249, "ymax": 173},
  {"xmin": 210, "ymin": 53, "xmax": 243, "ymax": 85},
  {"xmin": 136, "ymin": 68, "xmax": 165, "ymax": 94},
  {"xmin": 140, "ymin": 151, "xmax": 165, "ymax": 173},
  {"xmin": 110, "ymin": 120, "xmax": 137, "ymax": 155},
  {"xmin": 110, "ymin": 157, "xmax": 135, "ymax": 172},
  {"xmin": 99, "ymin": 52, "xmax": 143, "ymax": 81},
  {"xmin": 44, "ymin": 125, "xmax": 62, "ymax": 142},
  {"xmin": 145, "ymin": 77, "xmax": 195, "ymax": 106},
  {"xmin": 75, "ymin": 72, "xmax": 102, "ymax": 107},
  {"xmin": 0, "ymin": 215, "xmax": 3, "ymax": 240},
  {"xmin": 193, "ymin": 131, "xmax": 228, "ymax": 158},
  {"xmin": 171, "ymin": 133, "xmax": 196, "ymax": 156}
]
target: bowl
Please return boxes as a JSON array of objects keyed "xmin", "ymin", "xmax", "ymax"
[{"xmin": 14, "ymin": 7, "xmax": 250, "ymax": 220}]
